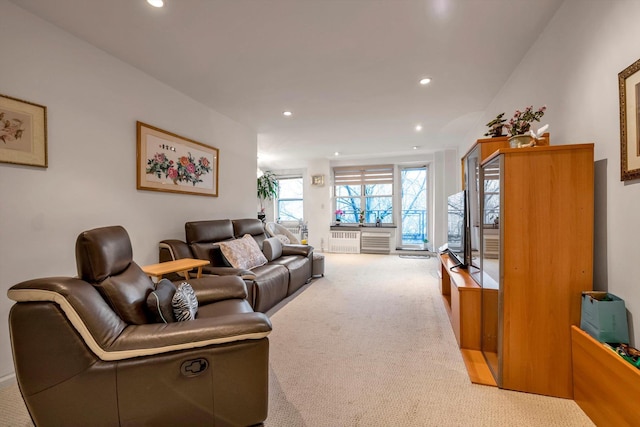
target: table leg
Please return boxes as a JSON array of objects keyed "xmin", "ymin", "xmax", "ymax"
[{"xmin": 196, "ymin": 267, "xmax": 203, "ymax": 278}]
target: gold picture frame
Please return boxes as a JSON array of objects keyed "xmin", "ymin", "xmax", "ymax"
[
  {"xmin": 311, "ymin": 174, "xmax": 325, "ymax": 186},
  {"xmin": 137, "ymin": 121, "xmax": 219, "ymax": 197},
  {"xmin": 0, "ymin": 94, "xmax": 47, "ymax": 168},
  {"xmin": 619, "ymin": 58, "xmax": 640, "ymax": 181}
]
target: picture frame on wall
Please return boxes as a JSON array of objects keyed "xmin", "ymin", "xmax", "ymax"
[
  {"xmin": 619, "ymin": 58, "xmax": 640, "ymax": 181},
  {"xmin": 137, "ymin": 121, "xmax": 219, "ymax": 197},
  {"xmin": 0, "ymin": 94, "xmax": 47, "ymax": 168}
]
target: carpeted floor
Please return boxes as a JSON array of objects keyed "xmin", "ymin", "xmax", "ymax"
[
  {"xmin": 0, "ymin": 253, "xmax": 594, "ymax": 426},
  {"xmin": 264, "ymin": 253, "xmax": 593, "ymax": 427}
]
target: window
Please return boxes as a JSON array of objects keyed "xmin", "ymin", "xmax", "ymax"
[
  {"xmin": 334, "ymin": 165, "xmax": 393, "ymax": 224},
  {"xmin": 277, "ymin": 177, "xmax": 303, "ymax": 221},
  {"xmin": 483, "ymin": 163, "xmax": 500, "ymax": 226}
]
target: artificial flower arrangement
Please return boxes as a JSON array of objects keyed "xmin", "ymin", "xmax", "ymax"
[
  {"xmin": 504, "ymin": 105, "xmax": 547, "ymax": 137},
  {"xmin": 335, "ymin": 209, "xmax": 344, "ymax": 221}
]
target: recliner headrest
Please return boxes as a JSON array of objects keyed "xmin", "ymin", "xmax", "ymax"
[
  {"xmin": 186, "ymin": 220, "xmax": 234, "ymax": 244},
  {"xmin": 233, "ymin": 219, "xmax": 266, "ymax": 238},
  {"xmin": 76, "ymin": 226, "xmax": 133, "ymax": 283}
]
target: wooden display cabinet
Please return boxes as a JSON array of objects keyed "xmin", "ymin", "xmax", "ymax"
[{"xmin": 481, "ymin": 143, "xmax": 594, "ymax": 399}]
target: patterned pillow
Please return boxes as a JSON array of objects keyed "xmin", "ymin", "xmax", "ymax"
[
  {"xmin": 219, "ymin": 234, "xmax": 268, "ymax": 270},
  {"xmin": 172, "ymin": 282, "xmax": 198, "ymax": 321},
  {"xmin": 146, "ymin": 279, "xmax": 177, "ymax": 323},
  {"xmin": 275, "ymin": 234, "xmax": 290, "ymax": 245}
]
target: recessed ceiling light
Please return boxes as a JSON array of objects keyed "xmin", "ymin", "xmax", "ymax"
[
  {"xmin": 415, "ymin": 125, "xmax": 422, "ymax": 131},
  {"xmin": 334, "ymin": 152, "xmax": 340, "ymax": 156},
  {"xmin": 283, "ymin": 111, "xmax": 292, "ymax": 117},
  {"xmin": 147, "ymin": 0, "xmax": 164, "ymax": 7},
  {"xmin": 419, "ymin": 78, "xmax": 431, "ymax": 85},
  {"xmin": 413, "ymin": 146, "xmax": 419, "ymax": 150}
]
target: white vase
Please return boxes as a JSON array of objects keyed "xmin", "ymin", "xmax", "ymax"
[{"xmin": 509, "ymin": 134, "xmax": 533, "ymax": 148}]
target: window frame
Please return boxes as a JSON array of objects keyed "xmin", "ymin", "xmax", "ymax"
[
  {"xmin": 333, "ymin": 165, "xmax": 394, "ymax": 224},
  {"xmin": 276, "ymin": 175, "xmax": 304, "ymax": 222}
]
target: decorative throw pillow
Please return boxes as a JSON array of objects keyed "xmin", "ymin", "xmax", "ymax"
[
  {"xmin": 172, "ymin": 282, "xmax": 198, "ymax": 321},
  {"xmin": 275, "ymin": 234, "xmax": 290, "ymax": 245},
  {"xmin": 146, "ymin": 279, "xmax": 177, "ymax": 323},
  {"xmin": 219, "ymin": 234, "xmax": 268, "ymax": 270}
]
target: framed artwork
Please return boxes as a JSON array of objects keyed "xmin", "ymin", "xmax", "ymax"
[
  {"xmin": 0, "ymin": 94, "xmax": 47, "ymax": 168},
  {"xmin": 137, "ymin": 121, "xmax": 219, "ymax": 197},
  {"xmin": 619, "ymin": 58, "xmax": 640, "ymax": 181},
  {"xmin": 311, "ymin": 174, "xmax": 325, "ymax": 186}
]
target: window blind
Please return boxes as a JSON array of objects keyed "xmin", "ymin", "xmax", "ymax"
[{"xmin": 333, "ymin": 165, "xmax": 394, "ymax": 186}]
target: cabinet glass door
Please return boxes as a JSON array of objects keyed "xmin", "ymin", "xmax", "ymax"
[
  {"xmin": 464, "ymin": 145, "xmax": 482, "ymax": 283},
  {"xmin": 480, "ymin": 156, "xmax": 501, "ymax": 381}
]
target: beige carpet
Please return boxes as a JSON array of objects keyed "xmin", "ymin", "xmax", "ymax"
[
  {"xmin": 0, "ymin": 253, "xmax": 593, "ymax": 426},
  {"xmin": 264, "ymin": 254, "xmax": 593, "ymax": 427}
]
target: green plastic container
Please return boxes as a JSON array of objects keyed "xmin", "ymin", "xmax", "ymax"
[{"xmin": 580, "ymin": 291, "xmax": 630, "ymax": 344}]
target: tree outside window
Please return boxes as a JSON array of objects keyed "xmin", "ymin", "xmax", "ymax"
[{"xmin": 277, "ymin": 177, "xmax": 303, "ymax": 221}]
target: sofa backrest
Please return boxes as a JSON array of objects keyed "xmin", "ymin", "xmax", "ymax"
[
  {"xmin": 186, "ymin": 219, "xmax": 235, "ymax": 243},
  {"xmin": 186, "ymin": 220, "xmax": 235, "ymax": 267},
  {"xmin": 233, "ymin": 219, "xmax": 268, "ymax": 249}
]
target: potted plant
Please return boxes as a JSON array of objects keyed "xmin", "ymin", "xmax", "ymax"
[
  {"xmin": 483, "ymin": 113, "xmax": 507, "ymax": 137},
  {"xmin": 504, "ymin": 105, "xmax": 547, "ymax": 148},
  {"xmin": 335, "ymin": 209, "xmax": 344, "ymax": 225},
  {"xmin": 257, "ymin": 171, "xmax": 278, "ymax": 221}
]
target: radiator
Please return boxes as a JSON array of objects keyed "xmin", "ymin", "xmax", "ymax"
[
  {"xmin": 360, "ymin": 232, "xmax": 391, "ymax": 254},
  {"xmin": 329, "ymin": 230, "xmax": 361, "ymax": 253},
  {"xmin": 483, "ymin": 234, "xmax": 499, "ymax": 259}
]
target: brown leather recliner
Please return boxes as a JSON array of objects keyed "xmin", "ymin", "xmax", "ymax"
[{"xmin": 7, "ymin": 225, "xmax": 272, "ymax": 427}]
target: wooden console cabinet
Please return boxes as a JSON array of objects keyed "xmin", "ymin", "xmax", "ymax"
[
  {"xmin": 438, "ymin": 253, "xmax": 480, "ymax": 350},
  {"xmin": 572, "ymin": 326, "xmax": 640, "ymax": 423}
]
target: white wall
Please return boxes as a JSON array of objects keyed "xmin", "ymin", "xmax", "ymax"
[
  {"xmin": 0, "ymin": 1, "xmax": 257, "ymax": 379},
  {"xmin": 464, "ymin": 0, "xmax": 640, "ymax": 345}
]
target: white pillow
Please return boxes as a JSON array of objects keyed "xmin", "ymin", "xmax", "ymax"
[
  {"xmin": 275, "ymin": 234, "xmax": 290, "ymax": 244},
  {"xmin": 219, "ymin": 234, "xmax": 268, "ymax": 270}
]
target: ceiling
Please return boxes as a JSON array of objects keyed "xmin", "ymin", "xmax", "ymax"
[{"xmin": 9, "ymin": 0, "xmax": 564, "ymax": 170}]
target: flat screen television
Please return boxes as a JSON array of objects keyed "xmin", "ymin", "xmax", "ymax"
[{"xmin": 447, "ymin": 190, "xmax": 468, "ymax": 268}]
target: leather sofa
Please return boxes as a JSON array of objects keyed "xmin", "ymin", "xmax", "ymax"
[
  {"xmin": 7, "ymin": 225, "xmax": 272, "ymax": 427},
  {"xmin": 160, "ymin": 218, "xmax": 313, "ymax": 313}
]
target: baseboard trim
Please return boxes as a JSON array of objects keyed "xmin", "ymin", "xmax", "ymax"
[{"xmin": 0, "ymin": 372, "xmax": 17, "ymax": 389}]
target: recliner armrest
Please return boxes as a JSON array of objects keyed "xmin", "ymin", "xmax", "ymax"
[
  {"xmin": 107, "ymin": 312, "xmax": 272, "ymax": 359},
  {"xmin": 185, "ymin": 275, "xmax": 248, "ymax": 303},
  {"xmin": 159, "ymin": 239, "xmax": 192, "ymax": 262},
  {"xmin": 8, "ymin": 277, "xmax": 270, "ymax": 362},
  {"xmin": 282, "ymin": 244, "xmax": 312, "ymax": 257}
]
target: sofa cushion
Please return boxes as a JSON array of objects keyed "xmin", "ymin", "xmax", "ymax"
[
  {"xmin": 219, "ymin": 234, "xmax": 268, "ymax": 270},
  {"xmin": 172, "ymin": 282, "xmax": 198, "ymax": 321},
  {"xmin": 190, "ymin": 242, "xmax": 232, "ymax": 267},
  {"xmin": 263, "ymin": 237, "xmax": 283, "ymax": 261},
  {"xmin": 146, "ymin": 279, "xmax": 177, "ymax": 323}
]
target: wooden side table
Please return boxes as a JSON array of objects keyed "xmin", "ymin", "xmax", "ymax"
[{"xmin": 142, "ymin": 258, "xmax": 210, "ymax": 281}]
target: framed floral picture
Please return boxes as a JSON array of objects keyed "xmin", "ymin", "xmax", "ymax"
[
  {"xmin": 136, "ymin": 121, "xmax": 219, "ymax": 197},
  {"xmin": 0, "ymin": 94, "xmax": 47, "ymax": 168},
  {"xmin": 619, "ymin": 58, "xmax": 640, "ymax": 181}
]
